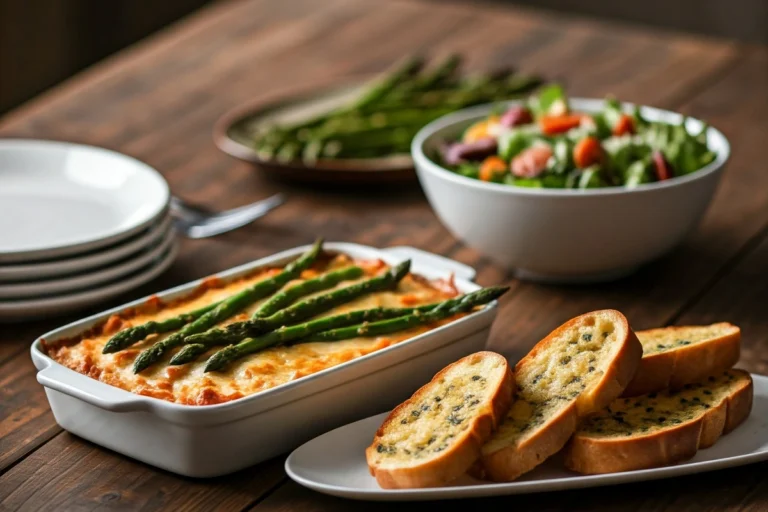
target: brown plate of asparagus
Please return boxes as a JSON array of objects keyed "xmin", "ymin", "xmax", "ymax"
[{"xmin": 213, "ymin": 55, "xmax": 542, "ymax": 184}]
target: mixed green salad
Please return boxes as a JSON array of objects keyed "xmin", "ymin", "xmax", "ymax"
[{"xmin": 436, "ymin": 85, "xmax": 717, "ymax": 189}]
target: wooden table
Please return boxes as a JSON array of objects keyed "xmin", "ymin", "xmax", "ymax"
[{"xmin": 1, "ymin": 0, "xmax": 766, "ymax": 510}]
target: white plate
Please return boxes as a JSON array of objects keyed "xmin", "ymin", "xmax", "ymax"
[
  {"xmin": 286, "ymin": 373, "xmax": 768, "ymax": 501},
  {"xmin": 0, "ymin": 239, "xmax": 178, "ymax": 322},
  {"xmin": 0, "ymin": 214, "xmax": 172, "ymax": 283},
  {"xmin": 0, "ymin": 228, "xmax": 176, "ymax": 299},
  {"xmin": 0, "ymin": 213, "xmax": 173, "ymax": 283},
  {"xmin": 0, "ymin": 139, "xmax": 170, "ymax": 263}
]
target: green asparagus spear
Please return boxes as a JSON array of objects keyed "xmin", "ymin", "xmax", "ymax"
[
  {"xmin": 308, "ymin": 286, "xmax": 508, "ymax": 342},
  {"xmin": 203, "ymin": 286, "xmax": 508, "ymax": 372},
  {"xmin": 348, "ymin": 56, "xmax": 425, "ymax": 110},
  {"xmin": 180, "ymin": 260, "xmax": 411, "ymax": 347},
  {"xmin": 365, "ymin": 74, "xmax": 541, "ymax": 112},
  {"xmin": 387, "ymin": 54, "xmax": 462, "ymax": 98},
  {"xmin": 168, "ymin": 343, "xmax": 212, "ymax": 365},
  {"xmin": 131, "ymin": 239, "xmax": 324, "ymax": 373},
  {"xmin": 252, "ymin": 265, "xmax": 364, "ymax": 318},
  {"xmin": 102, "ymin": 302, "xmax": 220, "ymax": 354},
  {"xmin": 169, "ymin": 303, "xmax": 435, "ymax": 366},
  {"xmin": 318, "ymin": 127, "xmax": 421, "ymax": 158},
  {"xmin": 299, "ymin": 108, "xmax": 453, "ymax": 143}
]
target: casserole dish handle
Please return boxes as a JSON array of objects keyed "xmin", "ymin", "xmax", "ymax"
[
  {"xmin": 382, "ymin": 246, "xmax": 476, "ymax": 281},
  {"xmin": 37, "ymin": 364, "xmax": 149, "ymax": 413}
]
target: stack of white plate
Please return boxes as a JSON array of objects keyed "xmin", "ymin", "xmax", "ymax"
[{"xmin": 0, "ymin": 140, "xmax": 178, "ymax": 322}]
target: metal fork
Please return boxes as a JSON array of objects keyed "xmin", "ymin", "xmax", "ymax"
[{"xmin": 170, "ymin": 193, "xmax": 286, "ymax": 239}]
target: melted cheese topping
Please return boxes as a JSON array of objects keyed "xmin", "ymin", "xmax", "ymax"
[
  {"xmin": 45, "ymin": 255, "xmax": 459, "ymax": 406},
  {"xmin": 484, "ymin": 314, "xmax": 622, "ymax": 453},
  {"xmin": 578, "ymin": 370, "xmax": 747, "ymax": 437},
  {"xmin": 371, "ymin": 355, "xmax": 507, "ymax": 467},
  {"xmin": 637, "ymin": 323, "xmax": 738, "ymax": 355}
]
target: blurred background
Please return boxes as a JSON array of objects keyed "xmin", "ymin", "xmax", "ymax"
[{"xmin": 1, "ymin": 0, "xmax": 766, "ymax": 115}]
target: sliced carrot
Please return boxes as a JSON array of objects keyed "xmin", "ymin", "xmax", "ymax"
[
  {"xmin": 613, "ymin": 114, "xmax": 635, "ymax": 136},
  {"xmin": 573, "ymin": 136, "xmax": 604, "ymax": 168},
  {"xmin": 539, "ymin": 114, "xmax": 583, "ymax": 135},
  {"xmin": 479, "ymin": 155, "xmax": 508, "ymax": 181},
  {"xmin": 463, "ymin": 115, "xmax": 500, "ymax": 143}
]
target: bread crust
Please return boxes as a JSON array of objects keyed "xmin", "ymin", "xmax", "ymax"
[
  {"xmin": 724, "ymin": 373, "xmax": 753, "ymax": 433},
  {"xmin": 565, "ymin": 370, "xmax": 753, "ymax": 474},
  {"xmin": 479, "ymin": 310, "xmax": 642, "ymax": 482},
  {"xmin": 623, "ymin": 323, "xmax": 740, "ymax": 397},
  {"xmin": 564, "ymin": 419, "xmax": 701, "ymax": 474},
  {"xmin": 478, "ymin": 402, "xmax": 578, "ymax": 482},
  {"xmin": 367, "ymin": 351, "xmax": 514, "ymax": 489}
]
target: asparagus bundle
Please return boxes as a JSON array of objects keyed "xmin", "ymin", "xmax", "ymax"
[
  {"xmin": 251, "ymin": 54, "xmax": 542, "ymax": 162},
  {"xmin": 258, "ymin": 57, "xmax": 424, "ymax": 158},
  {"xmin": 104, "ymin": 242, "xmax": 354, "ymax": 356},
  {"xmin": 169, "ymin": 303, "xmax": 436, "ymax": 366},
  {"xmin": 180, "ymin": 260, "xmax": 411, "ymax": 347},
  {"xmin": 130, "ymin": 239, "xmax": 324, "ymax": 373},
  {"xmin": 203, "ymin": 286, "xmax": 508, "ymax": 372}
]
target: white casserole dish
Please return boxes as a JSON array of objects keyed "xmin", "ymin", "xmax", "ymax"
[{"xmin": 31, "ymin": 243, "xmax": 497, "ymax": 477}]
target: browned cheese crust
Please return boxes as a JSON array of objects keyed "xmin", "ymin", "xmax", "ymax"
[{"xmin": 44, "ymin": 255, "xmax": 460, "ymax": 405}]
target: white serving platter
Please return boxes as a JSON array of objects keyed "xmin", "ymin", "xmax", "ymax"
[
  {"xmin": 0, "ymin": 239, "xmax": 178, "ymax": 322},
  {"xmin": 0, "ymin": 214, "xmax": 173, "ymax": 283},
  {"xmin": 285, "ymin": 373, "xmax": 768, "ymax": 501},
  {"xmin": 0, "ymin": 139, "xmax": 170, "ymax": 263},
  {"xmin": 0, "ymin": 228, "xmax": 176, "ymax": 299}
]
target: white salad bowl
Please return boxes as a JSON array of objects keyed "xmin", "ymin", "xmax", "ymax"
[{"xmin": 412, "ymin": 98, "xmax": 730, "ymax": 283}]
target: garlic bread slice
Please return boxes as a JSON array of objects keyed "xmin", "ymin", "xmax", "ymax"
[
  {"xmin": 565, "ymin": 369, "xmax": 753, "ymax": 474},
  {"xmin": 623, "ymin": 323, "xmax": 740, "ymax": 397},
  {"xmin": 478, "ymin": 310, "xmax": 642, "ymax": 482},
  {"xmin": 366, "ymin": 351, "xmax": 513, "ymax": 489}
]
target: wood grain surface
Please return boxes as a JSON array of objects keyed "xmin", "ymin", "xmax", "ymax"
[{"xmin": 0, "ymin": 0, "xmax": 766, "ymax": 510}]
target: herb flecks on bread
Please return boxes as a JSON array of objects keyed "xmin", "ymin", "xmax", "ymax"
[
  {"xmin": 566, "ymin": 369, "xmax": 753, "ymax": 474},
  {"xmin": 375, "ymin": 376, "xmax": 490, "ymax": 459},
  {"xmin": 490, "ymin": 321, "xmax": 616, "ymax": 443},
  {"xmin": 638, "ymin": 323, "xmax": 738, "ymax": 355},
  {"xmin": 367, "ymin": 351, "xmax": 513, "ymax": 489},
  {"xmin": 623, "ymin": 323, "xmax": 740, "ymax": 397},
  {"xmin": 479, "ymin": 310, "xmax": 642, "ymax": 482},
  {"xmin": 584, "ymin": 371, "xmax": 743, "ymax": 436}
]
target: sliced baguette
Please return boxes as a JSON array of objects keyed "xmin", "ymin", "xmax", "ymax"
[
  {"xmin": 477, "ymin": 310, "xmax": 642, "ymax": 482},
  {"xmin": 623, "ymin": 323, "xmax": 740, "ymax": 397},
  {"xmin": 565, "ymin": 369, "xmax": 753, "ymax": 474},
  {"xmin": 366, "ymin": 351, "xmax": 514, "ymax": 489}
]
